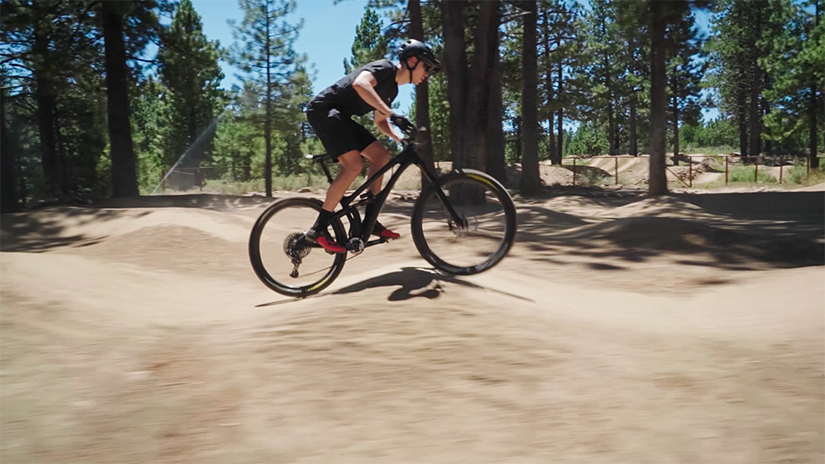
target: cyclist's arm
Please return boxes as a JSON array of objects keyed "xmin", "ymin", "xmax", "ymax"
[
  {"xmin": 374, "ymin": 111, "xmax": 403, "ymax": 143},
  {"xmin": 353, "ymin": 71, "xmax": 394, "ymax": 118}
]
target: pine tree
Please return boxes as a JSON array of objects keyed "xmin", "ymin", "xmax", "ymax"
[
  {"xmin": 615, "ymin": 0, "xmax": 651, "ymax": 156},
  {"xmin": 520, "ymin": 0, "xmax": 542, "ymax": 195},
  {"xmin": 763, "ymin": 0, "xmax": 824, "ymax": 165},
  {"xmin": 228, "ymin": 0, "xmax": 303, "ymax": 197},
  {"xmin": 344, "ymin": 7, "xmax": 388, "ymax": 73},
  {"xmin": 158, "ymin": 0, "xmax": 224, "ymax": 170},
  {"xmin": 667, "ymin": 13, "xmax": 707, "ymax": 161}
]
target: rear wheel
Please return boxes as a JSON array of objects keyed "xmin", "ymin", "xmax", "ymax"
[
  {"xmin": 249, "ymin": 197, "xmax": 347, "ymax": 297},
  {"xmin": 411, "ymin": 170, "xmax": 517, "ymax": 275}
]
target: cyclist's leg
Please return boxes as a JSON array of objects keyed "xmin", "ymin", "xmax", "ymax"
[
  {"xmin": 308, "ymin": 151, "xmax": 362, "ymax": 253},
  {"xmin": 322, "ymin": 150, "xmax": 362, "ymax": 211},
  {"xmin": 361, "ymin": 141, "xmax": 391, "ymax": 196},
  {"xmin": 360, "ymin": 142, "xmax": 399, "ymax": 239}
]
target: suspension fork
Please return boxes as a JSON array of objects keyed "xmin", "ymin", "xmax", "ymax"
[{"xmin": 417, "ymin": 162, "xmax": 468, "ymax": 229}]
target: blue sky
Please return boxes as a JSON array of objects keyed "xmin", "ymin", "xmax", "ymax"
[
  {"xmin": 191, "ymin": 0, "xmax": 418, "ymax": 113},
  {"xmin": 188, "ymin": 0, "xmax": 717, "ymax": 123}
]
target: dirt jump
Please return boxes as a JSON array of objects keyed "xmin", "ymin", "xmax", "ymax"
[{"xmin": 2, "ymin": 188, "xmax": 823, "ymax": 463}]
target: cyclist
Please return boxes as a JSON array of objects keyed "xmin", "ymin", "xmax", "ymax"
[{"xmin": 305, "ymin": 39, "xmax": 441, "ymax": 253}]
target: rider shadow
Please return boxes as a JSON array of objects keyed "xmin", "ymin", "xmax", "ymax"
[{"xmin": 332, "ymin": 266, "xmax": 533, "ymax": 303}]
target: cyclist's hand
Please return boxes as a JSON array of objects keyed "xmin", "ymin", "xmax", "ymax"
[{"xmin": 390, "ymin": 113, "xmax": 415, "ymax": 137}]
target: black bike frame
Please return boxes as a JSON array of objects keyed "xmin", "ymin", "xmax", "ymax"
[{"xmin": 325, "ymin": 143, "xmax": 462, "ymax": 248}]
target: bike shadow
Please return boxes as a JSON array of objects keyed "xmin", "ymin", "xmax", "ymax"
[{"xmin": 332, "ymin": 266, "xmax": 533, "ymax": 303}]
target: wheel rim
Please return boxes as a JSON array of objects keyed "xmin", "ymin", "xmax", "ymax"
[
  {"xmin": 251, "ymin": 200, "xmax": 345, "ymax": 295},
  {"xmin": 415, "ymin": 176, "xmax": 513, "ymax": 273}
]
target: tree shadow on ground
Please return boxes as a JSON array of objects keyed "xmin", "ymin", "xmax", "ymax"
[
  {"xmin": 515, "ymin": 192, "xmax": 825, "ymax": 271},
  {"xmin": 0, "ymin": 208, "xmax": 145, "ymax": 253}
]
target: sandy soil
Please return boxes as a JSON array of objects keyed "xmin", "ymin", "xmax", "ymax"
[{"xmin": 1, "ymin": 189, "xmax": 824, "ymax": 463}]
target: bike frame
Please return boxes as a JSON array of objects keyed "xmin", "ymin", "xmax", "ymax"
[{"xmin": 321, "ymin": 142, "xmax": 464, "ymax": 249}]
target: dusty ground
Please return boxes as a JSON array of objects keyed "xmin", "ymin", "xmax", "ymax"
[{"xmin": 1, "ymin": 188, "xmax": 824, "ymax": 463}]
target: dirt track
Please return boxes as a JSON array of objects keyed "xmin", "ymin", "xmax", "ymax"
[{"xmin": 2, "ymin": 189, "xmax": 824, "ymax": 463}]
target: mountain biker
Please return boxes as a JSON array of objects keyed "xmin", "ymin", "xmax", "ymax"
[{"xmin": 305, "ymin": 39, "xmax": 441, "ymax": 253}]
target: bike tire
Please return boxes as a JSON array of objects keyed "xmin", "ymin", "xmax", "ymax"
[
  {"xmin": 410, "ymin": 169, "xmax": 517, "ymax": 275},
  {"xmin": 249, "ymin": 197, "xmax": 347, "ymax": 297}
]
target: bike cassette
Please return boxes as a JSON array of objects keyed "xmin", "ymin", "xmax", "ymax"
[{"xmin": 283, "ymin": 232, "xmax": 311, "ymax": 278}]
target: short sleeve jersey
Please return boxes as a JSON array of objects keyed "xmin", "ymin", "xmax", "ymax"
[{"xmin": 310, "ymin": 59, "xmax": 399, "ymax": 117}]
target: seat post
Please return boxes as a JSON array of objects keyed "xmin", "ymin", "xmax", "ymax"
[{"xmin": 305, "ymin": 154, "xmax": 335, "ymax": 183}]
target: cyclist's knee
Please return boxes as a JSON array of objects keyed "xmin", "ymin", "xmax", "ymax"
[
  {"xmin": 363, "ymin": 142, "xmax": 390, "ymax": 165},
  {"xmin": 338, "ymin": 151, "xmax": 364, "ymax": 176},
  {"xmin": 340, "ymin": 162, "xmax": 363, "ymax": 180}
]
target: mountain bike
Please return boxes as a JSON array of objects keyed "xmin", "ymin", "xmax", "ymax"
[{"xmin": 249, "ymin": 116, "xmax": 517, "ymax": 297}]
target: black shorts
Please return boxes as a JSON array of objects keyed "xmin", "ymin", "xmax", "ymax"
[{"xmin": 306, "ymin": 105, "xmax": 377, "ymax": 162}]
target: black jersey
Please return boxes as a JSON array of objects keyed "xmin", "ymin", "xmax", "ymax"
[{"xmin": 309, "ymin": 59, "xmax": 399, "ymax": 117}]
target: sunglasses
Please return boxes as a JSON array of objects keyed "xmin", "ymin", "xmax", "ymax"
[{"xmin": 422, "ymin": 61, "xmax": 435, "ymax": 73}]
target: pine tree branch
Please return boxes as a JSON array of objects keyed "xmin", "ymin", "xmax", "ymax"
[{"xmin": 128, "ymin": 55, "xmax": 159, "ymax": 64}]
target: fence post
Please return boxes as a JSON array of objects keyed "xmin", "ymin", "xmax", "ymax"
[
  {"xmin": 615, "ymin": 157, "xmax": 618, "ymax": 185},
  {"xmin": 755, "ymin": 156, "xmax": 759, "ymax": 183},
  {"xmin": 808, "ymin": 155, "xmax": 811, "ymax": 175},
  {"xmin": 725, "ymin": 157, "xmax": 729, "ymax": 185},
  {"xmin": 161, "ymin": 169, "xmax": 166, "ymax": 193},
  {"xmin": 572, "ymin": 158, "xmax": 576, "ymax": 186},
  {"xmin": 779, "ymin": 156, "xmax": 783, "ymax": 184},
  {"xmin": 689, "ymin": 156, "xmax": 692, "ymax": 188}
]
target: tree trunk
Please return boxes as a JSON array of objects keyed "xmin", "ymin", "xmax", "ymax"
[
  {"xmin": 515, "ymin": 116, "xmax": 522, "ymax": 163},
  {"xmin": 648, "ymin": 0, "xmax": 668, "ymax": 196},
  {"xmin": 487, "ymin": 7, "xmax": 507, "ymax": 184},
  {"xmin": 630, "ymin": 97, "xmax": 638, "ymax": 156},
  {"xmin": 102, "ymin": 0, "xmax": 139, "ymax": 198},
  {"xmin": 264, "ymin": 6, "xmax": 273, "ymax": 197},
  {"xmin": 1, "ymin": 86, "xmax": 17, "ymax": 213},
  {"xmin": 761, "ymin": 96, "xmax": 772, "ymax": 154},
  {"xmin": 520, "ymin": 0, "xmax": 541, "ymax": 196},
  {"xmin": 189, "ymin": 103, "xmax": 197, "ymax": 159},
  {"xmin": 810, "ymin": 0, "xmax": 820, "ymax": 168},
  {"xmin": 465, "ymin": 0, "xmax": 497, "ymax": 173},
  {"xmin": 542, "ymin": 9, "xmax": 557, "ymax": 164},
  {"xmin": 749, "ymin": 1, "xmax": 762, "ymax": 159},
  {"xmin": 557, "ymin": 51, "xmax": 564, "ymax": 160},
  {"xmin": 56, "ymin": 112, "xmax": 71, "ymax": 195},
  {"xmin": 673, "ymin": 94, "xmax": 680, "ymax": 161},
  {"xmin": 408, "ymin": 0, "xmax": 436, "ymax": 185},
  {"xmin": 442, "ymin": 0, "xmax": 468, "ymax": 169},
  {"xmin": 672, "ymin": 73, "xmax": 680, "ymax": 165},
  {"xmin": 605, "ymin": 64, "xmax": 616, "ymax": 156},
  {"xmin": 34, "ymin": 27, "xmax": 58, "ymax": 196}
]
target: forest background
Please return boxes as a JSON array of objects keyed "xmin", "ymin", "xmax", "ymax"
[{"xmin": 1, "ymin": 0, "xmax": 822, "ymax": 206}]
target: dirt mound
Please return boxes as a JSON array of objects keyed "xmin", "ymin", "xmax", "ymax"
[
  {"xmin": 1, "ymin": 206, "xmax": 252, "ymax": 252},
  {"xmin": 93, "ymin": 194, "xmax": 273, "ymax": 211},
  {"xmin": 608, "ymin": 196, "xmax": 709, "ymax": 219},
  {"xmin": 70, "ymin": 224, "xmax": 250, "ymax": 278},
  {"xmin": 554, "ymin": 216, "xmax": 824, "ymax": 267}
]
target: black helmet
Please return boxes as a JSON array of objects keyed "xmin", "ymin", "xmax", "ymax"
[{"xmin": 398, "ymin": 39, "xmax": 441, "ymax": 72}]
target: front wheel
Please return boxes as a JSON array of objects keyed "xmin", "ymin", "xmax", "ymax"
[
  {"xmin": 411, "ymin": 169, "xmax": 517, "ymax": 275},
  {"xmin": 249, "ymin": 197, "xmax": 347, "ymax": 297}
]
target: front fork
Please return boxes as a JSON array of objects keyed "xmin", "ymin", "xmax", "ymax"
[{"xmin": 418, "ymin": 163, "xmax": 468, "ymax": 229}]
